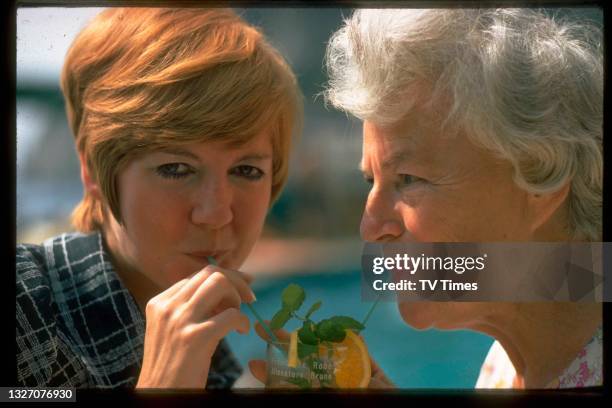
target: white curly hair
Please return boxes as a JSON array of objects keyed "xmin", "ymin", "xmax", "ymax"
[{"xmin": 325, "ymin": 8, "xmax": 602, "ymax": 240}]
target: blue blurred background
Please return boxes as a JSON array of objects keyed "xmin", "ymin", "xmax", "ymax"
[{"xmin": 18, "ymin": 6, "xmax": 600, "ymax": 389}]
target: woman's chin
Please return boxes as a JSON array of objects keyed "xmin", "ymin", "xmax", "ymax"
[{"xmin": 397, "ymin": 301, "xmax": 439, "ymax": 330}]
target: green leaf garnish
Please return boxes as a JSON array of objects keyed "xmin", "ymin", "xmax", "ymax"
[
  {"xmin": 263, "ymin": 284, "xmax": 372, "ymax": 368},
  {"xmin": 329, "ymin": 316, "xmax": 365, "ymax": 332},
  {"xmin": 281, "ymin": 284, "xmax": 306, "ymax": 312},
  {"xmin": 298, "ymin": 321, "xmax": 319, "ymax": 345},
  {"xmin": 304, "ymin": 301, "xmax": 322, "ymax": 320},
  {"xmin": 315, "ymin": 319, "xmax": 346, "ymax": 343},
  {"xmin": 270, "ymin": 308, "xmax": 292, "ymax": 330}
]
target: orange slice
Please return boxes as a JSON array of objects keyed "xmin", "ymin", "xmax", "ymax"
[{"xmin": 319, "ymin": 330, "xmax": 371, "ymax": 388}]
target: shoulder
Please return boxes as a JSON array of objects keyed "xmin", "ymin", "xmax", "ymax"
[
  {"xmin": 16, "ymin": 241, "xmax": 54, "ymax": 322},
  {"xmin": 16, "ymin": 234, "xmax": 93, "ymax": 387},
  {"xmin": 16, "ymin": 232, "xmax": 95, "ymax": 310},
  {"xmin": 17, "ymin": 242, "xmax": 47, "ymax": 279},
  {"xmin": 18, "ymin": 231, "xmax": 147, "ymax": 388},
  {"xmin": 558, "ymin": 326, "xmax": 603, "ymax": 388}
]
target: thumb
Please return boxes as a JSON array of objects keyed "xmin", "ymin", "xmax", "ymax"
[{"xmin": 248, "ymin": 360, "xmax": 267, "ymax": 385}]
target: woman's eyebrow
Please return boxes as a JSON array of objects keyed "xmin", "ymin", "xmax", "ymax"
[
  {"xmin": 235, "ymin": 153, "xmax": 272, "ymax": 162},
  {"xmin": 155, "ymin": 147, "xmax": 200, "ymax": 161},
  {"xmin": 382, "ymin": 150, "xmax": 413, "ymax": 171},
  {"xmin": 154, "ymin": 148, "xmax": 271, "ymax": 162},
  {"xmin": 359, "ymin": 150, "xmax": 413, "ymax": 172}
]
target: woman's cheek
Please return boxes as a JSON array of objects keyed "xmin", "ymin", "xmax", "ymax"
[
  {"xmin": 235, "ymin": 190, "xmax": 270, "ymax": 263},
  {"xmin": 401, "ymin": 207, "xmax": 440, "ymax": 242}
]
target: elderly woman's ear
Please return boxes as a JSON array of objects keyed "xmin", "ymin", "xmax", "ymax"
[
  {"xmin": 526, "ymin": 182, "xmax": 571, "ymax": 237},
  {"xmin": 78, "ymin": 152, "xmax": 102, "ymax": 200}
]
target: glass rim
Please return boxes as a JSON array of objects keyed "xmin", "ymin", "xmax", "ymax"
[{"xmin": 266, "ymin": 340, "xmax": 349, "ymax": 349}]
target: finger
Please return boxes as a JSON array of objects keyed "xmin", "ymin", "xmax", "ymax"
[
  {"xmin": 370, "ymin": 356, "xmax": 383, "ymax": 374},
  {"xmin": 369, "ymin": 357, "xmax": 395, "ymax": 388},
  {"xmin": 238, "ymin": 270, "xmax": 255, "ymax": 285},
  {"xmin": 210, "ymin": 265, "xmax": 256, "ymax": 301},
  {"xmin": 248, "ymin": 360, "xmax": 267, "ymax": 385},
  {"xmin": 195, "ymin": 307, "xmax": 250, "ymax": 341},
  {"xmin": 174, "ymin": 265, "xmax": 256, "ymax": 304},
  {"xmin": 154, "ymin": 274, "xmax": 194, "ymax": 301},
  {"xmin": 255, "ymin": 321, "xmax": 291, "ymax": 343},
  {"xmin": 368, "ymin": 375, "xmax": 395, "ymax": 389},
  {"xmin": 208, "ymin": 256, "xmax": 254, "ymax": 284},
  {"xmin": 205, "ymin": 261, "xmax": 255, "ymax": 285},
  {"xmin": 189, "ymin": 272, "xmax": 242, "ymax": 320}
]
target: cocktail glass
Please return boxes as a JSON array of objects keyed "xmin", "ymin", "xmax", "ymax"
[{"xmin": 265, "ymin": 330, "xmax": 370, "ymax": 389}]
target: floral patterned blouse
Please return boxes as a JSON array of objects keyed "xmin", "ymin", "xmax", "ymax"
[{"xmin": 475, "ymin": 326, "xmax": 602, "ymax": 389}]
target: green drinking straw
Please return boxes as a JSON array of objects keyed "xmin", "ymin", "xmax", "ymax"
[
  {"xmin": 361, "ymin": 294, "xmax": 381, "ymax": 327},
  {"xmin": 207, "ymin": 257, "xmax": 280, "ymax": 344},
  {"xmin": 360, "ymin": 245, "xmax": 388, "ymax": 327}
]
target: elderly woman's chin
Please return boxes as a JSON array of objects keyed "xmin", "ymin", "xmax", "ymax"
[
  {"xmin": 397, "ymin": 302, "xmax": 440, "ymax": 330},
  {"xmin": 397, "ymin": 301, "xmax": 481, "ymax": 331}
]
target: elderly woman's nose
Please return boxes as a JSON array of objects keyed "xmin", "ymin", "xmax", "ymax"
[
  {"xmin": 360, "ymin": 188, "xmax": 404, "ymax": 242},
  {"xmin": 190, "ymin": 179, "xmax": 233, "ymax": 228}
]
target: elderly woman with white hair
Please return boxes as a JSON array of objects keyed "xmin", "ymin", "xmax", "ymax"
[{"xmin": 321, "ymin": 8, "xmax": 602, "ymax": 389}]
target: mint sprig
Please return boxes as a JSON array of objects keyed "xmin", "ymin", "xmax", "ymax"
[
  {"xmin": 268, "ymin": 284, "xmax": 368, "ymax": 342},
  {"xmin": 265, "ymin": 283, "xmax": 380, "ymax": 388},
  {"xmin": 304, "ymin": 301, "xmax": 322, "ymax": 320},
  {"xmin": 297, "ymin": 321, "xmax": 318, "ymax": 345},
  {"xmin": 270, "ymin": 308, "xmax": 292, "ymax": 330},
  {"xmin": 282, "ymin": 283, "xmax": 306, "ymax": 311}
]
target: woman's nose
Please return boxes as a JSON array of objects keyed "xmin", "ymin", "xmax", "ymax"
[
  {"xmin": 360, "ymin": 186, "xmax": 404, "ymax": 242},
  {"xmin": 190, "ymin": 178, "xmax": 233, "ymax": 229}
]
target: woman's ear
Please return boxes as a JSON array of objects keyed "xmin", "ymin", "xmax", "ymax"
[
  {"xmin": 526, "ymin": 182, "xmax": 570, "ymax": 234},
  {"xmin": 79, "ymin": 152, "xmax": 102, "ymax": 199}
]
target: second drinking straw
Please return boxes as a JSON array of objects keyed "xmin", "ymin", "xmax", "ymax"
[{"xmin": 361, "ymin": 294, "xmax": 381, "ymax": 327}]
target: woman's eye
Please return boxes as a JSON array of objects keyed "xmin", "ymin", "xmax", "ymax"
[
  {"xmin": 231, "ymin": 165, "xmax": 264, "ymax": 180},
  {"xmin": 156, "ymin": 163, "xmax": 194, "ymax": 179},
  {"xmin": 398, "ymin": 174, "xmax": 423, "ymax": 187}
]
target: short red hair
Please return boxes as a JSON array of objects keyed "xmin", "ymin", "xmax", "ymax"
[{"xmin": 61, "ymin": 8, "xmax": 302, "ymax": 232}]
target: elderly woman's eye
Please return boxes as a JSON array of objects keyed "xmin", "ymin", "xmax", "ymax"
[
  {"xmin": 156, "ymin": 163, "xmax": 194, "ymax": 179},
  {"xmin": 231, "ymin": 165, "xmax": 264, "ymax": 180},
  {"xmin": 399, "ymin": 174, "xmax": 422, "ymax": 186}
]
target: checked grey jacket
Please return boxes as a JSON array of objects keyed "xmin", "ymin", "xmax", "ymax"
[{"xmin": 16, "ymin": 231, "xmax": 242, "ymax": 388}]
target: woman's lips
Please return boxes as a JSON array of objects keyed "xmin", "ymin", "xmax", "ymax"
[{"xmin": 185, "ymin": 251, "xmax": 229, "ymax": 265}]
